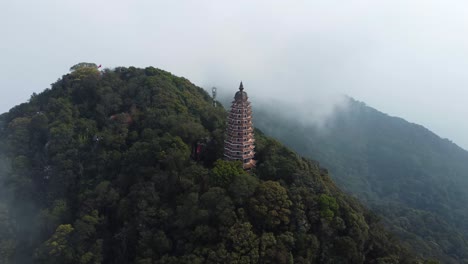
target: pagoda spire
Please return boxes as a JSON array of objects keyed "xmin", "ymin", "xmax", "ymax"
[{"xmin": 239, "ymin": 81, "xmax": 244, "ymax": 91}]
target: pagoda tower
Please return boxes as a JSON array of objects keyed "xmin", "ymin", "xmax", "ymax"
[{"xmin": 224, "ymin": 82, "xmax": 256, "ymax": 170}]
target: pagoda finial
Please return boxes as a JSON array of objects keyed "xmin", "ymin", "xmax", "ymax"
[{"xmin": 239, "ymin": 81, "xmax": 244, "ymax": 91}]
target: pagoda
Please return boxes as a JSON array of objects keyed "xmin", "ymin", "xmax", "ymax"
[{"xmin": 224, "ymin": 82, "xmax": 256, "ymax": 170}]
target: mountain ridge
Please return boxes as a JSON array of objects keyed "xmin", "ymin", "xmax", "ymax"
[
  {"xmin": 0, "ymin": 66, "xmax": 426, "ymax": 263},
  {"xmin": 254, "ymin": 96, "xmax": 468, "ymax": 263}
]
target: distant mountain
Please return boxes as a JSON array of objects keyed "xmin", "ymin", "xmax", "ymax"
[
  {"xmin": 0, "ymin": 67, "xmax": 422, "ymax": 263},
  {"xmin": 254, "ymin": 97, "xmax": 468, "ymax": 263}
]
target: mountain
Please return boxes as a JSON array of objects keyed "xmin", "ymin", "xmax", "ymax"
[
  {"xmin": 0, "ymin": 65, "xmax": 426, "ymax": 263},
  {"xmin": 254, "ymin": 97, "xmax": 468, "ymax": 263}
]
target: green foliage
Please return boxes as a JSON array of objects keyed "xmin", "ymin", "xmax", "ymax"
[
  {"xmin": 69, "ymin": 62, "xmax": 100, "ymax": 81},
  {"xmin": 228, "ymin": 172, "xmax": 259, "ymax": 206},
  {"xmin": 210, "ymin": 159, "xmax": 246, "ymax": 187},
  {"xmin": 0, "ymin": 67, "xmax": 424, "ymax": 263},
  {"xmin": 249, "ymin": 181, "xmax": 292, "ymax": 229},
  {"xmin": 317, "ymin": 194, "xmax": 339, "ymax": 221},
  {"xmin": 35, "ymin": 224, "xmax": 75, "ymax": 264},
  {"xmin": 255, "ymin": 98, "xmax": 468, "ymax": 263},
  {"xmin": 39, "ymin": 199, "xmax": 70, "ymax": 234},
  {"xmin": 70, "ymin": 62, "xmax": 98, "ymax": 71}
]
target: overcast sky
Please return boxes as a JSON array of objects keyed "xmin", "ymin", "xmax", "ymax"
[{"xmin": 2, "ymin": 0, "xmax": 468, "ymax": 148}]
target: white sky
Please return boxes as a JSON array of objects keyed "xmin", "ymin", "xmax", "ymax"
[{"xmin": 1, "ymin": 0, "xmax": 468, "ymax": 148}]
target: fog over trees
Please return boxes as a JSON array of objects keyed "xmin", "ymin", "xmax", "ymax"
[{"xmin": 2, "ymin": 0, "xmax": 468, "ymax": 148}]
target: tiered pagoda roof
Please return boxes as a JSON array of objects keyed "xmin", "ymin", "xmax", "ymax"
[{"xmin": 224, "ymin": 82, "xmax": 256, "ymax": 170}]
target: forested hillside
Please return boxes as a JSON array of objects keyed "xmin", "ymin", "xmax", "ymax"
[
  {"xmin": 254, "ymin": 98, "xmax": 468, "ymax": 263},
  {"xmin": 0, "ymin": 66, "xmax": 426, "ymax": 263}
]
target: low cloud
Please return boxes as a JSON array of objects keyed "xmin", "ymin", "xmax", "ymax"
[{"xmin": 2, "ymin": 0, "xmax": 468, "ymax": 147}]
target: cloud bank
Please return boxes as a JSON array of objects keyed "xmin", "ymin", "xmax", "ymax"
[{"xmin": 2, "ymin": 0, "xmax": 468, "ymax": 147}]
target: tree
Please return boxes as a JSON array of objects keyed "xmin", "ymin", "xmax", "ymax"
[
  {"xmin": 317, "ymin": 194, "xmax": 339, "ymax": 221},
  {"xmin": 69, "ymin": 63, "xmax": 100, "ymax": 81},
  {"xmin": 200, "ymin": 187, "xmax": 236, "ymax": 227},
  {"xmin": 249, "ymin": 181, "xmax": 292, "ymax": 229},
  {"xmin": 70, "ymin": 62, "xmax": 98, "ymax": 72},
  {"xmin": 35, "ymin": 224, "xmax": 75, "ymax": 264},
  {"xmin": 228, "ymin": 172, "xmax": 259, "ymax": 206},
  {"xmin": 210, "ymin": 159, "xmax": 246, "ymax": 188},
  {"xmin": 225, "ymin": 222, "xmax": 259, "ymax": 263}
]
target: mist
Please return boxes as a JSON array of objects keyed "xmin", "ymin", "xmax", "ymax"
[
  {"xmin": 0, "ymin": 122, "xmax": 39, "ymax": 263},
  {"xmin": 2, "ymin": 0, "xmax": 468, "ymax": 148},
  {"xmin": 0, "ymin": 147, "xmax": 14, "ymax": 263}
]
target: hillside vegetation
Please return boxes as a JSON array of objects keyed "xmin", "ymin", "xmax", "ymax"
[
  {"xmin": 255, "ymin": 98, "xmax": 468, "ymax": 263},
  {"xmin": 0, "ymin": 67, "xmax": 425, "ymax": 263}
]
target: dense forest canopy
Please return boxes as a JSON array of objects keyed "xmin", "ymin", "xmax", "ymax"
[
  {"xmin": 0, "ymin": 66, "xmax": 430, "ymax": 263},
  {"xmin": 254, "ymin": 98, "xmax": 468, "ymax": 263}
]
